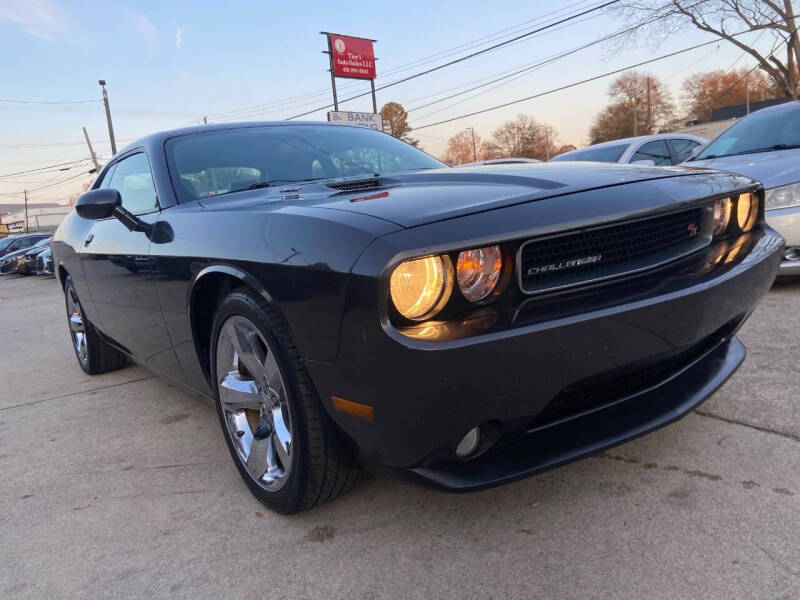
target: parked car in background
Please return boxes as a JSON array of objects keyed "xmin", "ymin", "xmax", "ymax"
[
  {"xmin": 51, "ymin": 122, "xmax": 782, "ymax": 514},
  {"xmin": 550, "ymin": 134, "xmax": 708, "ymax": 166},
  {"xmin": 686, "ymin": 101, "xmax": 800, "ymax": 276},
  {"xmin": 1, "ymin": 247, "xmax": 34, "ymax": 274},
  {"xmin": 17, "ymin": 237, "xmax": 52, "ymax": 275},
  {"xmin": 36, "ymin": 246, "xmax": 54, "ymax": 276},
  {"xmin": 0, "ymin": 233, "xmax": 50, "ymax": 258}
]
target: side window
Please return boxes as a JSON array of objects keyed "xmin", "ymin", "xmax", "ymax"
[
  {"xmin": 95, "ymin": 164, "xmax": 116, "ymax": 189},
  {"xmin": 671, "ymin": 139, "xmax": 700, "ymax": 163},
  {"xmin": 107, "ymin": 153, "xmax": 158, "ymax": 214},
  {"xmin": 630, "ymin": 140, "xmax": 671, "ymax": 166},
  {"xmin": 17, "ymin": 238, "xmax": 34, "ymax": 249}
]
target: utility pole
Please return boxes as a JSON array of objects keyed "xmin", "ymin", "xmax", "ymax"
[
  {"xmin": 24, "ymin": 189, "xmax": 28, "ymax": 233},
  {"xmin": 646, "ymin": 76, "xmax": 652, "ymax": 134},
  {"xmin": 82, "ymin": 127, "xmax": 100, "ymax": 173},
  {"xmin": 98, "ymin": 80, "xmax": 117, "ymax": 155},
  {"xmin": 545, "ymin": 128, "xmax": 550, "ymax": 161},
  {"xmin": 466, "ymin": 127, "xmax": 477, "ymax": 162},
  {"xmin": 745, "ymin": 72, "xmax": 750, "ymax": 115},
  {"xmin": 632, "ymin": 97, "xmax": 638, "ymax": 137}
]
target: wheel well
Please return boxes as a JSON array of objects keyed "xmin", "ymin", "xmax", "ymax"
[
  {"xmin": 57, "ymin": 265, "xmax": 68, "ymax": 289},
  {"xmin": 190, "ymin": 272, "xmax": 245, "ymax": 382}
]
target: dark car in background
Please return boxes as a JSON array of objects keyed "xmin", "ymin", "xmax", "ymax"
[
  {"xmin": 15, "ymin": 237, "xmax": 52, "ymax": 275},
  {"xmin": 51, "ymin": 122, "xmax": 782, "ymax": 514},
  {"xmin": 686, "ymin": 101, "xmax": 800, "ymax": 276},
  {"xmin": 0, "ymin": 237, "xmax": 51, "ymax": 274},
  {"xmin": 0, "ymin": 233, "xmax": 50, "ymax": 258}
]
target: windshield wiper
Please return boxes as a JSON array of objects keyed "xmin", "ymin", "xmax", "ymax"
[
  {"xmin": 699, "ymin": 144, "xmax": 800, "ymax": 160},
  {"xmin": 248, "ymin": 177, "xmax": 324, "ymax": 190}
]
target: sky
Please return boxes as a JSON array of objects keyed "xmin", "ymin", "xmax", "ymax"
[{"xmin": 0, "ymin": 0, "xmax": 774, "ymax": 205}]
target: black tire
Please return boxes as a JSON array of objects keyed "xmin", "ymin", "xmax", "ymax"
[
  {"xmin": 63, "ymin": 275, "xmax": 127, "ymax": 375},
  {"xmin": 210, "ymin": 288, "xmax": 361, "ymax": 514}
]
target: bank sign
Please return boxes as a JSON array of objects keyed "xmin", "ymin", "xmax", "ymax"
[
  {"xmin": 327, "ymin": 111, "xmax": 384, "ymax": 131},
  {"xmin": 327, "ymin": 34, "xmax": 376, "ymax": 79}
]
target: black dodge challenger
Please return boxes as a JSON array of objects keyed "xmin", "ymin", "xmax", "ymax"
[{"xmin": 52, "ymin": 122, "xmax": 782, "ymax": 513}]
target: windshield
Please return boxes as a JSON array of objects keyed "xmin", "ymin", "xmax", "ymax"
[
  {"xmin": 697, "ymin": 103, "xmax": 800, "ymax": 159},
  {"xmin": 550, "ymin": 143, "xmax": 628, "ymax": 163},
  {"xmin": 31, "ymin": 238, "xmax": 51, "ymax": 249},
  {"xmin": 167, "ymin": 125, "xmax": 445, "ymax": 201}
]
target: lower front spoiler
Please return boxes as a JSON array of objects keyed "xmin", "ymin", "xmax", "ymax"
[{"xmin": 392, "ymin": 334, "xmax": 745, "ymax": 492}]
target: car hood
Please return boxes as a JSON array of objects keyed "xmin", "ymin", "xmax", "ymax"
[
  {"xmin": 689, "ymin": 148, "xmax": 800, "ymax": 190},
  {"xmin": 284, "ymin": 163, "xmax": 716, "ymax": 228}
]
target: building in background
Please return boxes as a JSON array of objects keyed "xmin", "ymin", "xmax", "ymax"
[{"xmin": 0, "ymin": 203, "xmax": 70, "ymax": 235}]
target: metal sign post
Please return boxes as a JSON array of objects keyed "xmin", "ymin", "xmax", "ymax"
[
  {"xmin": 322, "ymin": 34, "xmax": 339, "ymax": 111},
  {"xmin": 320, "ymin": 32, "xmax": 377, "ymax": 119}
]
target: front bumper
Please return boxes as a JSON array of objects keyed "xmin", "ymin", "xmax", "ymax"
[
  {"xmin": 766, "ymin": 206, "xmax": 800, "ymax": 275},
  {"xmin": 305, "ymin": 228, "xmax": 782, "ymax": 490}
]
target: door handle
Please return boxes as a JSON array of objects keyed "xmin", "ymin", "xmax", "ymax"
[{"xmin": 84, "ymin": 234, "xmax": 94, "ymax": 247}]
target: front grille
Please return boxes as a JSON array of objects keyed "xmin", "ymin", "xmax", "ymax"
[
  {"xmin": 526, "ymin": 320, "xmax": 736, "ymax": 432},
  {"xmin": 519, "ymin": 207, "xmax": 708, "ymax": 294},
  {"xmin": 327, "ymin": 178, "xmax": 382, "ymax": 192}
]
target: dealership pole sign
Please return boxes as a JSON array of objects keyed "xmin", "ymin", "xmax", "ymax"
[{"xmin": 321, "ymin": 32, "xmax": 378, "ymax": 115}]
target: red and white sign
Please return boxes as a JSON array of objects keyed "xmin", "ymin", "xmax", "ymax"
[{"xmin": 328, "ymin": 34, "xmax": 376, "ymax": 79}]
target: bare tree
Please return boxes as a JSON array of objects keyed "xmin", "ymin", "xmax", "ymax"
[
  {"xmin": 487, "ymin": 115, "xmax": 559, "ymax": 160},
  {"xmin": 589, "ymin": 71, "xmax": 675, "ymax": 142},
  {"xmin": 380, "ymin": 102, "xmax": 418, "ymax": 146},
  {"xmin": 443, "ymin": 129, "xmax": 486, "ymax": 164},
  {"xmin": 609, "ymin": 1, "xmax": 800, "ymax": 98}
]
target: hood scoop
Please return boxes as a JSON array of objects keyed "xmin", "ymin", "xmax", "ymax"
[{"xmin": 326, "ymin": 177, "xmax": 383, "ymax": 193}]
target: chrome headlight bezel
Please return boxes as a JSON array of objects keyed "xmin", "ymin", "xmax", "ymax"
[{"xmin": 765, "ymin": 182, "xmax": 800, "ymax": 211}]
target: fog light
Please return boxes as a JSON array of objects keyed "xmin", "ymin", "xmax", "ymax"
[{"xmin": 455, "ymin": 427, "xmax": 480, "ymax": 458}]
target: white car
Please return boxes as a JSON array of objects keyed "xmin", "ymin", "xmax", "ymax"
[
  {"xmin": 550, "ymin": 134, "xmax": 708, "ymax": 166},
  {"xmin": 686, "ymin": 101, "xmax": 800, "ymax": 276}
]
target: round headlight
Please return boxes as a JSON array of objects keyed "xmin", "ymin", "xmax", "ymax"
[
  {"xmin": 390, "ymin": 255, "xmax": 452, "ymax": 320},
  {"xmin": 712, "ymin": 197, "xmax": 732, "ymax": 237},
  {"xmin": 737, "ymin": 192, "xmax": 758, "ymax": 232},
  {"xmin": 456, "ymin": 245, "xmax": 503, "ymax": 302}
]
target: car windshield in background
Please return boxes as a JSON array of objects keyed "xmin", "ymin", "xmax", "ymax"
[
  {"xmin": 697, "ymin": 104, "xmax": 800, "ymax": 160},
  {"xmin": 167, "ymin": 125, "xmax": 445, "ymax": 201},
  {"xmin": 0, "ymin": 237, "xmax": 17, "ymax": 251},
  {"xmin": 550, "ymin": 143, "xmax": 628, "ymax": 163}
]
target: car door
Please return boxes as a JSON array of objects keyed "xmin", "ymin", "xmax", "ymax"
[{"xmin": 79, "ymin": 151, "xmax": 185, "ymax": 380}]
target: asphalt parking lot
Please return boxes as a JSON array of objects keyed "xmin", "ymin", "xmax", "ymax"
[{"xmin": 1, "ymin": 274, "xmax": 798, "ymax": 599}]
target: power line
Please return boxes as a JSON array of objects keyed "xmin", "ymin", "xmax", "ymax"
[
  {"xmin": 412, "ymin": 38, "xmax": 740, "ymax": 131},
  {"xmin": 201, "ymin": 0, "xmax": 605, "ymax": 122},
  {"xmin": 0, "ymin": 170, "xmax": 94, "ymax": 197},
  {"xmin": 0, "ymin": 98, "xmax": 98, "ymax": 105},
  {"xmin": 0, "ymin": 158, "xmax": 94, "ymax": 180},
  {"xmin": 283, "ymin": 0, "xmax": 620, "ymax": 121}
]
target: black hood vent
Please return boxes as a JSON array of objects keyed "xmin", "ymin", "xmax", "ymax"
[{"xmin": 327, "ymin": 178, "xmax": 382, "ymax": 192}]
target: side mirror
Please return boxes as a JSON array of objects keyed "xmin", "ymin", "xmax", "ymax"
[
  {"xmin": 75, "ymin": 189, "xmax": 122, "ymax": 220},
  {"xmin": 631, "ymin": 159, "xmax": 656, "ymax": 166}
]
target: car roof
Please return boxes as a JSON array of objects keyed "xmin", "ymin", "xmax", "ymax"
[{"xmin": 576, "ymin": 133, "xmax": 706, "ymax": 150}]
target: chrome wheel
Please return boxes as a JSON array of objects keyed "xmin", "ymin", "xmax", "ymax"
[
  {"xmin": 215, "ymin": 315, "xmax": 293, "ymax": 492},
  {"xmin": 66, "ymin": 286, "xmax": 88, "ymax": 366}
]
